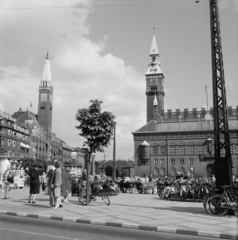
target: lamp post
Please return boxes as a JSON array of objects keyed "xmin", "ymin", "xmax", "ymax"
[
  {"xmin": 112, "ymin": 122, "xmax": 116, "ymax": 181},
  {"xmin": 166, "ymin": 133, "xmax": 169, "ymax": 177}
]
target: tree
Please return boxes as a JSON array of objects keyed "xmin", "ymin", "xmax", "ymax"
[{"xmin": 75, "ymin": 100, "xmax": 116, "ymax": 205}]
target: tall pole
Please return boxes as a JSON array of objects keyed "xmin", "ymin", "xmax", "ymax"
[
  {"xmin": 86, "ymin": 152, "xmax": 90, "ymax": 206},
  {"xmin": 112, "ymin": 123, "xmax": 116, "ymax": 181},
  {"xmin": 166, "ymin": 133, "xmax": 169, "ymax": 177},
  {"xmin": 150, "ymin": 145, "xmax": 151, "ymax": 176},
  {"xmin": 209, "ymin": 0, "xmax": 232, "ymax": 188}
]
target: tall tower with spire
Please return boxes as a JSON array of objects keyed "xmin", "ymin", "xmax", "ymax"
[
  {"xmin": 37, "ymin": 53, "xmax": 53, "ymax": 134},
  {"xmin": 145, "ymin": 29, "xmax": 164, "ymax": 122}
]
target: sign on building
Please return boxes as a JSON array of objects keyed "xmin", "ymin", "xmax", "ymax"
[{"xmin": 71, "ymin": 152, "xmax": 77, "ymax": 161}]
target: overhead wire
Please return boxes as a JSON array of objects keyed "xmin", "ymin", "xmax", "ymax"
[{"xmin": 0, "ymin": 0, "xmax": 208, "ymax": 11}]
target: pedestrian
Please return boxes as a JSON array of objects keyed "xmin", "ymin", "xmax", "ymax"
[
  {"xmin": 78, "ymin": 168, "xmax": 87, "ymax": 204},
  {"xmin": 61, "ymin": 167, "xmax": 72, "ymax": 203},
  {"xmin": 41, "ymin": 171, "xmax": 47, "ymax": 191},
  {"xmin": 51, "ymin": 161, "xmax": 61, "ymax": 209},
  {"xmin": 46, "ymin": 164, "xmax": 55, "ymax": 207},
  {"xmin": 26, "ymin": 163, "xmax": 42, "ymax": 203}
]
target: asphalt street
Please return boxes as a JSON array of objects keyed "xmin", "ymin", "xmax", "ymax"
[
  {"xmin": 0, "ymin": 215, "xmax": 228, "ymax": 240},
  {"xmin": 0, "ymin": 187, "xmax": 237, "ymax": 240}
]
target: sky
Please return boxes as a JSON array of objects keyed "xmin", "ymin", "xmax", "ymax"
[{"xmin": 0, "ymin": 0, "xmax": 237, "ymax": 161}]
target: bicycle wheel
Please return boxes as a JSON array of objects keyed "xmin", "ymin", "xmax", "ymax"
[
  {"xmin": 234, "ymin": 203, "xmax": 238, "ymax": 217},
  {"xmin": 207, "ymin": 195, "xmax": 229, "ymax": 217},
  {"xmin": 203, "ymin": 195, "xmax": 212, "ymax": 214},
  {"xmin": 101, "ymin": 192, "xmax": 110, "ymax": 206}
]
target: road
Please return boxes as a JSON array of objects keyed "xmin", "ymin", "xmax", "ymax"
[{"xmin": 0, "ymin": 215, "xmax": 228, "ymax": 240}]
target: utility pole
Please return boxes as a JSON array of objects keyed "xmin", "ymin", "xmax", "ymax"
[
  {"xmin": 112, "ymin": 123, "xmax": 116, "ymax": 181},
  {"xmin": 209, "ymin": 0, "xmax": 232, "ymax": 188}
]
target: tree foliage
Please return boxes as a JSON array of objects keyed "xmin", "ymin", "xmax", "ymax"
[
  {"xmin": 75, "ymin": 100, "xmax": 116, "ymax": 156},
  {"xmin": 20, "ymin": 157, "xmax": 48, "ymax": 172}
]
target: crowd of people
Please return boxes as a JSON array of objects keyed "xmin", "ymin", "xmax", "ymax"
[{"xmin": 25, "ymin": 160, "xmax": 73, "ymax": 209}]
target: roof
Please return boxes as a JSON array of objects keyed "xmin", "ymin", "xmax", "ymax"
[
  {"xmin": 133, "ymin": 119, "xmax": 238, "ymax": 134},
  {"xmin": 12, "ymin": 108, "xmax": 25, "ymax": 120},
  {"xmin": 12, "ymin": 110, "xmax": 40, "ymax": 129}
]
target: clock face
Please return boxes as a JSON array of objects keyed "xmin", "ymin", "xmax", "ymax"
[
  {"xmin": 150, "ymin": 79, "xmax": 158, "ymax": 86},
  {"xmin": 41, "ymin": 93, "xmax": 47, "ymax": 101}
]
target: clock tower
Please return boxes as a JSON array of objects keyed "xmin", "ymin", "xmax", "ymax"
[
  {"xmin": 145, "ymin": 29, "xmax": 164, "ymax": 122},
  {"xmin": 37, "ymin": 53, "xmax": 53, "ymax": 134}
]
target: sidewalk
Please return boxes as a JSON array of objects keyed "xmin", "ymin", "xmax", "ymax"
[{"xmin": 0, "ymin": 187, "xmax": 237, "ymax": 239}]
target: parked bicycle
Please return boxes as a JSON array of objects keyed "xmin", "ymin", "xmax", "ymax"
[
  {"xmin": 78, "ymin": 180, "xmax": 110, "ymax": 206},
  {"xmin": 203, "ymin": 184, "xmax": 238, "ymax": 217}
]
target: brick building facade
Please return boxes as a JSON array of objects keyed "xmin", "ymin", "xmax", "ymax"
[{"xmin": 132, "ymin": 31, "xmax": 238, "ymax": 179}]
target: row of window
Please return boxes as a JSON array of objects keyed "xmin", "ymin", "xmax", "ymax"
[
  {"xmin": 154, "ymin": 158, "xmax": 194, "ymax": 166},
  {"xmin": 151, "ymin": 145, "xmax": 238, "ymax": 156},
  {"xmin": 154, "ymin": 167, "xmax": 190, "ymax": 176},
  {"xmin": 7, "ymin": 130, "xmax": 29, "ymax": 140},
  {"xmin": 0, "ymin": 149, "xmax": 28, "ymax": 158},
  {"xmin": 1, "ymin": 120, "xmax": 12, "ymax": 126},
  {"xmin": 1, "ymin": 138, "xmax": 20, "ymax": 147},
  {"xmin": 63, "ymin": 150, "xmax": 71, "ymax": 156}
]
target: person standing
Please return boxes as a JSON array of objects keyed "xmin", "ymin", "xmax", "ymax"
[
  {"xmin": 46, "ymin": 164, "xmax": 55, "ymax": 208},
  {"xmin": 51, "ymin": 161, "xmax": 61, "ymax": 209},
  {"xmin": 61, "ymin": 167, "xmax": 72, "ymax": 203},
  {"xmin": 27, "ymin": 163, "xmax": 42, "ymax": 203},
  {"xmin": 79, "ymin": 169, "xmax": 87, "ymax": 204}
]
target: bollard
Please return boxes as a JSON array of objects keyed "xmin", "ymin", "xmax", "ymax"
[{"xmin": 4, "ymin": 182, "xmax": 10, "ymax": 199}]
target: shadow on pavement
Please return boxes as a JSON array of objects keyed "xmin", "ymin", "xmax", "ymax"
[
  {"xmin": 111, "ymin": 202, "xmax": 206, "ymax": 215},
  {"xmin": 21, "ymin": 203, "xmax": 51, "ymax": 209}
]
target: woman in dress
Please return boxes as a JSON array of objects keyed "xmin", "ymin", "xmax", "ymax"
[
  {"xmin": 27, "ymin": 163, "xmax": 41, "ymax": 203},
  {"xmin": 61, "ymin": 167, "xmax": 72, "ymax": 203}
]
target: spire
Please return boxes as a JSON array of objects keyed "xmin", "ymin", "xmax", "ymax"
[
  {"xmin": 40, "ymin": 52, "xmax": 52, "ymax": 87},
  {"xmin": 146, "ymin": 28, "xmax": 163, "ymax": 76},
  {"xmin": 150, "ymin": 28, "xmax": 159, "ymax": 56}
]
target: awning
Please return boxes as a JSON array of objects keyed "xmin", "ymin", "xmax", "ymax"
[
  {"xmin": 20, "ymin": 142, "xmax": 30, "ymax": 148},
  {"xmin": 20, "ymin": 142, "xmax": 26, "ymax": 147}
]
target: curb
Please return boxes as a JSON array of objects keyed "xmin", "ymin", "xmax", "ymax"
[{"xmin": 0, "ymin": 211, "xmax": 237, "ymax": 240}]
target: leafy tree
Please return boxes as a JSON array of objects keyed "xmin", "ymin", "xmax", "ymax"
[
  {"xmin": 75, "ymin": 99, "xmax": 115, "ymax": 205},
  {"xmin": 20, "ymin": 158, "xmax": 48, "ymax": 173},
  {"xmin": 75, "ymin": 99, "xmax": 116, "ymax": 160}
]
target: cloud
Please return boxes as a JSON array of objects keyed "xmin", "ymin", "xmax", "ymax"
[
  {"xmin": 0, "ymin": 0, "xmax": 146, "ymax": 160},
  {"xmin": 218, "ymin": 0, "xmax": 229, "ymax": 9}
]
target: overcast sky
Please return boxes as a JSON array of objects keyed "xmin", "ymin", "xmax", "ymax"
[{"xmin": 0, "ymin": 0, "xmax": 237, "ymax": 161}]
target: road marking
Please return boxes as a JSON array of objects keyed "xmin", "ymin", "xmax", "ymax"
[{"xmin": 0, "ymin": 227, "xmax": 83, "ymax": 240}]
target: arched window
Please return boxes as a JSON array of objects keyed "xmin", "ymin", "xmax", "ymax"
[
  {"xmin": 180, "ymin": 167, "xmax": 185, "ymax": 176},
  {"xmin": 154, "ymin": 167, "xmax": 159, "ymax": 176},
  {"xmin": 170, "ymin": 167, "xmax": 176, "ymax": 177},
  {"xmin": 160, "ymin": 167, "xmax": 165, "ymax": 176}
]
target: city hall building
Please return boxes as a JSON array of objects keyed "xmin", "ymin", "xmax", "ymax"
[{"xmin": 132, "ymin": 32, "xmax": 238, "ymax": 179}]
